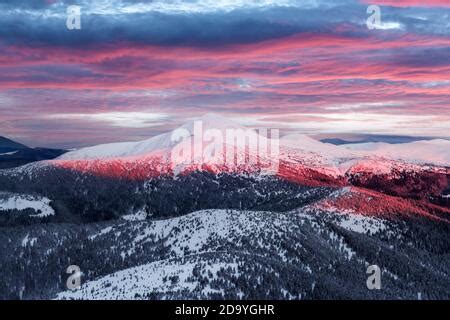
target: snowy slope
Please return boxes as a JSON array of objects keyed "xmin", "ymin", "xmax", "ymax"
[
  {"xmin": 55, "ymin": 208, "xmax": 399, "ymax": 300},
  {"xmin": 58, "ymin": 114, "xmax": 251, "ymax": 160},
  {"xmin": 58, "ymin": 133, "xmax": 173, "ymax": 160},
  {"xmin": 0, "ymin": 192, "xmax": 55, "ymax": 217},
  {"xmin": 57, "ymin": 258, "xmax": 238, "ymax": 300}
]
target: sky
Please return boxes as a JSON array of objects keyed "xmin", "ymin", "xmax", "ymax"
[{"xmin": 0, "ymin": 0, "xmax": 449, "ymax": 148}]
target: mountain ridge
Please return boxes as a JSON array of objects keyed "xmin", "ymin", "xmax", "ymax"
[
  {"xmin": 0, "ymin": 136, "xmax": 28, "ymax": 153},
  {"xmin": 0, "ymin": 136, "xmax": 67, "ymax": 169},
  {"xmin": 57, "ymin": 115, "xmax": 450, "ymax": 168}
]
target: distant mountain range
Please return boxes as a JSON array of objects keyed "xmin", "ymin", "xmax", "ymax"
[
  {"xmin": 0, "ymin": 136, "xmax": 67, "ymax": 169},
  {"xmin": 316, "ymin": 134, "xmax": 443, "ymax": 145}
]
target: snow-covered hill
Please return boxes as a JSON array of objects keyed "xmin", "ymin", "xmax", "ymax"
[
  {"xmin": 58, "ymin": 114, "xmax": 251, "ymax": 161},
  {"xmin": 54, "ymin": 208, "xmax": 394, "ymax": 300},
  {"xmin": 52, "ymin": 207, "xmax": 448, "ymax": 300}
]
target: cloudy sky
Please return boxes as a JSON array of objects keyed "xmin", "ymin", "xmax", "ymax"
[{"xmin": 0, "ymin": 0, "xmax": 449, "ymax": 148}]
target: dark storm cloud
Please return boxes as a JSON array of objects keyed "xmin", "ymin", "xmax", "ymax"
[
  {"xmin": 0, "ymin": 1, "xmax": 366, "ymax": 47},
  {"xmin": 0, "ymin": 0, "xmax": 448, "ymax": 48}
]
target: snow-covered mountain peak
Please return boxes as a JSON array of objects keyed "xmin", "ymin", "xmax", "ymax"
[
  {"xmin": 58, "ymin": 114, "xmax": 259, "ymax": 161},
  {"xmin": 57, "ymin": 114, "xmax": 450, "ymax": 169}
]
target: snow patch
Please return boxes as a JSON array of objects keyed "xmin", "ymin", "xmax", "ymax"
[
  {"xmin": 336, "ymin": 215, "xmax": 387, "ymax": 234},
  {"xmin": 21, "ymin": 234, "xmax": 38, "ymax": 247},
  {"xmin": 0, "ymin": 192, "xmax": 55, "ymax": 217},
  {"xmin": 121, "ymin": 210, "xmax": 148, "ymax": 222}
]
